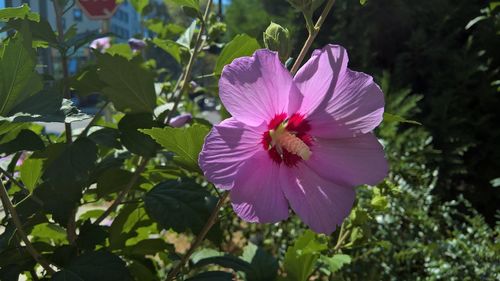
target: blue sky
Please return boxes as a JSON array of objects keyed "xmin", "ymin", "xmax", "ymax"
[{"xmin": 0, "ymin": 0, "xmax": 4, "ymax": 9}]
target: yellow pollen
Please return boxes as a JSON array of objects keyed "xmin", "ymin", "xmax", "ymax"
[{"xmin": 269, "ymin": 125, "xmax": 311, "ymax": 160}]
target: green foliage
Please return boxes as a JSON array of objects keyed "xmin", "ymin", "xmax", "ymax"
[
  {"xmin": 96, "ymin": 54, "xmax": 157, "ymax": 113},
  {"xmin": 283, "ymin": 230, "xmax": 327, "ymax": 281},
  {"xmin": 214, "ymin": 34, "xmax": 260, "ymax": 76},
  {"xmin": 144, "ymin": 179, "xmax": 216, "ymax": 234},
  {"xmin": 141, "ymin": 124, "xmax": 210, "ymax": 172}
]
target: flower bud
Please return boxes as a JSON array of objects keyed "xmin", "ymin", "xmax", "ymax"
[
  {"xmin": 168, "ymin": 113, "xmax": 192, "ymax": 128},
  {"xmin": 263, "ymin": 22, "xmax": 292, "ymax": 63},
  {"xmin": 128, "ymin": 38, "xmax": 147, "ymax": 51}
]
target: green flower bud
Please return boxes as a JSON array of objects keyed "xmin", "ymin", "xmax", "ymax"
[{"xmin": 263, "ymin": 22, "xmax": 292, "ymax": 63}]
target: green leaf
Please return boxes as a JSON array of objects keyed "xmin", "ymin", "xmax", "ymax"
[
  {"xmin": 96, "ymin": 168, "xmax": 134, "ymax": 198},
  {"xmin": 383, "ymin": 112, "xmax": 421, "ymax": 125},
  {"xmin": 52, "ymin": 250, "xmax": 132, "ymax": 281},
  {"xmin": 144, "ymin": 179, "xmax": 216, "ymax": 234},
  {"xmin": 152, "ymin": 38, "xmax": 188, "ymax": 64},
  {"xmin": 241, "ymin": 243, "xmax": 279, "ymax": 281},
  {"xmin": 30, "ymin": 223, "xmax": 67, "ymax": 244},
  {"xmin": 35, "ymin": 139, "xmax": 97, "ymax": 225},
  {"xmin": 283, "ymin": 230, "xmax": 327, "ymax": 281},
  {"xmin": 118, "ymin": 113, "xmax": 160, "ymax": 157},
  {"xmin": 76, "ymin": 221, "xmax": 108, "ymax": 250},
  {"xmin": 105, "ymin": 43, "xmax": 134, "ymax": 59},
  {"xmin": 194, "ymin": 255, "xmax": 251, "ymax": 272},
  {"xmin": 214, "ymin": 34, "xmax": 260, "ymax": 76},
  {"xmin": 321, "ymin": 254, "xmax": 351, "ymax": 273},
  {"xmin": 141, "ymin": 124, "xmax": 210, "ymax": 172},
  {"xmin": 0, "ymin": 129, "xmax": 44, "ymax": 154},
  {"xmin": 109, "ymin": 203, "xmax": 151, "ymax": 250},
  {"xmin": 88, "ymin": 127, "xmax": 122, "ymax": 149},
  {"xmin": 97, "ymin": 53, "xmax": 156, "ymax": 113},
  {"xmin": 70, "ymin": 64, "xmax": 108, "ymax": 97},
  {"xmin": 4, "ymin": 18, "xmax": 58, "ymax": 47},
  {"xmin": 176, "ymin": 20, "xmax": 197, "ymax": 48},
  {"xmin": 0, "ymin": 4, "xmax": 39, "ymax": 22},
  {"xmin": 168, "ymin": 0, "xmax": 201, "ymax": 14},
  {"xmin": 130, "ymin": 0, "xmax": 149, "ymax": 14},
  {"xmin": 19, "ymin": 158, "xmax": 43, "ymax": 192},
  {"xmin": 124, "ymin": 238, "xmax": 172, "ymax": 256},
  {"xmin": 0, "ymin": 32, "xmax": 42, "ymax": 116},
  {"xmin": 185, "ymin": 271, "xmax": 233, "ymax": 281},
  {"xmin": 360, "ymin": 0, "xmax": 368, "ymax": 5}
]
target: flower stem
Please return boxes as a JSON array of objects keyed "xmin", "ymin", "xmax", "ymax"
[
  {"xmin": 79, "ymin": 101, "xmax": 110, "ymax": 138},
  {"xmin": 165, "ymin": 0, "xmax": 213, "ymax": 124},
  {"xmin": 333, "ymin": 222, "xmax": 350, "ymax": 251},
  {"xmin": 290, "ymin": 0, "xmax": 336, "ymax": 75},
  {"xmin": 165, "ymin": 192, "xmax": 229, "ymax": 281},
  {"xmin": 0, "ymin": 180, "xmax": 56, "ymax": 274},
  {"xmin": 94, "ymin": 157, "xmax": 149, "ymax": 225}
]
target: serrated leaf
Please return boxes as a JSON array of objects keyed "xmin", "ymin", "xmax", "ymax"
[
  {"xmin": 52, "ymin": 250, "xmax": 132, "ymax": 281},
  {"xmin": 105, "ymin": 43, "xmax": 134, "ymax": 59},
  {"xmin": 214, "ymin": 34, "xmax": 260, "ymax": 76},
  {"xmin": 0, "ymin": 129, "xmax": 44, "ymax": 154},
  {"xmin": 152, "ymin": 38, "xmax": 187, "ymax": 64},
  {"xmin": 0, "ymin": 32, "xmax": 42, "ymax": 116},
  {"xmin": 383, "ymin": 112, "xmax": 421, "ymax": 125},
  {"xmin": 0, "ymin": 4, "xmax": 39, "ymax": 22},
  {"xmin": 141, "ymin": 124, "xmax": 209, "ymax": 172},
  {"xmin": 97, "ymin": 53, "xmax": 156, "ymax": 113},
  {"xmin": 144, "ymin": 179, "xmax": 216, "ymax": 234},
  {"xmin": 321, "ymin": 254, "xmax": 351, "ymax": 273}
]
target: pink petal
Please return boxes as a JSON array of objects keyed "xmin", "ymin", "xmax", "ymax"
[
  {"xmin": 219, "ymin": 49, "xmax": 303, "ymax": 126},
  {"xmin": 306, "ymin": 133, "xmax": 388, "ymax": 187},
  {"xmin": 199, "ymin": 118, "xmax": 265, "ymax": 190},
  {"xmin": 280, "ymin": 163, "xmax": 355, "ymax": 234},
  {"xmin": 295, "ymin": 45, "xmax": 384, "ymax": 138},
  {"xmin": 294, "ymin": 44, "xmax": 348, "ymax": 115},
  {"xmin": 230, "ymin": 150, "xmax": 289, "ymax": 223}
]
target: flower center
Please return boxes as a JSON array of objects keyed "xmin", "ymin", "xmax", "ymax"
[
  {"xmin": 269, "ymin": 124, "xmax": 311, "ymax": 161},
  {"xmin": 262, "ymin": 113, "xmax": 313, "ymax": 167}
]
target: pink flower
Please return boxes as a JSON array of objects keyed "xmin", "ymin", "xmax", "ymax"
[
  {"xmin": 89, "ymin": 37, "xmax": 111, "ymax": 52},
  {"xmin": 199, "ymin": 45, "xmax": 388, "ymax": 234}
]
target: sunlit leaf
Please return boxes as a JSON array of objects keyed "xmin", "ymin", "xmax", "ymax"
[{"xmin": 214, "ymin": 34, "xmax": 260, "ymax": 76}]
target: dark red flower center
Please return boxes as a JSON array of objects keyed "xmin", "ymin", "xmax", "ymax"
[{"xmin": 262, "ymin": 113, "xmax": 313, "ymax": 167}]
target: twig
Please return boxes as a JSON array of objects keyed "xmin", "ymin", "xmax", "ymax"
[
  {"xmin": 165, "ymin": 0, "xmax": 213, "ymax": 124},
  {"xmin": 78, "ymin": 101, "xmax": 110, "ymax": 138},
  {"xmin": 0, "ymin": 180, "xmax": 56, "ymax": 274},
  {"xmin": 93, "ymin": 157, "xmax": 149, "ymax": 225},
  {"xmin": 333, "ymin": 223, "xmax": 350, "ymax": 252},
  {"xmin": 290, "ymin": 0, "xmax": 336, "ymax": 75},
  {"xmin": 166, "ymin": 192, "xmax": 229, "ymax": 281},
  {"xmin": 53, "ymin": 0, "xmax": 73, "ymax": 144}
]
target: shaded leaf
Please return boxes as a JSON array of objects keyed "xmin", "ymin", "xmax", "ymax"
[
  {"xmin": 144, "ymin": 179, "xmax": 216, "ymax": 234},
  {"xmin": 118, "ymin": 113, "xmax": 160, "ymax": 157},
  {"xmin": 0, "ymin": 129, "xmax": 44, "ymax": 154},
  {"xmin": 97, "ymin": 53, "xmax": 156, "ymax": 113},
  {"xmin": 52, "ymin": 250, "xmax": 132, "ymax": 281},
  {"xmin": 185, "ymin": 271, "xmax": 233, "ymax": 281},
  {"xmin": 241, "ymin": 243, "xmax": 279, "ymax": 281}
]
